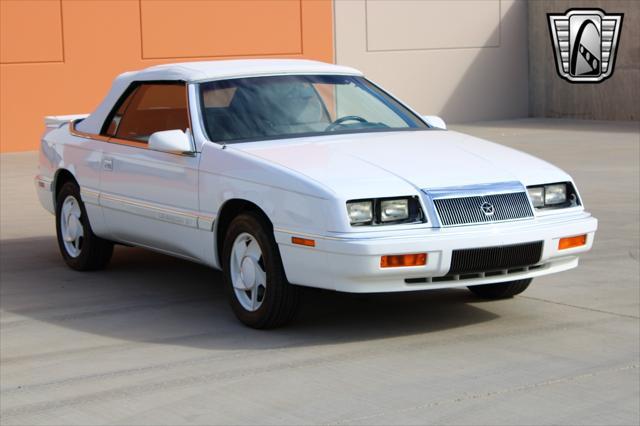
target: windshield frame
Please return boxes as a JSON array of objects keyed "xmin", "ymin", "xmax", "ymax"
[{"xmin": 196, "ymin": 74, "xmax": 432, "ymax": 145}]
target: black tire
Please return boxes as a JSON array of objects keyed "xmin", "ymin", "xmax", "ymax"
[
  {"xmin": 222, "ymin": 212, "xmax": 300, "ymax": 329},
  {"xmin": 55, "ymin": 181, "xmax": 113, "ymax": 271},
  {"xmin": 468, "ymin": 278, "xmax": 532, "ymax": 299}
]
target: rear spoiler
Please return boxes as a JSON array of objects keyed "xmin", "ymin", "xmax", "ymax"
[{"xmin": 45, "ymin": 114, "xmax": 89, "ymax": 129}]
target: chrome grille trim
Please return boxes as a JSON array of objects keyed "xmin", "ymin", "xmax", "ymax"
[
  {"xmin": 423, "ymin": 182, "xmax": 535, "ymax": 227},
  {"xmin": 433, "ymin": 192, "xmax": 534, "ymax": 226}
]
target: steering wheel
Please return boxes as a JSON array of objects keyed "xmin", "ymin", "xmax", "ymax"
[{"xmin": 325, "ymin": 115, "xmax": 369, "ymax": 131}]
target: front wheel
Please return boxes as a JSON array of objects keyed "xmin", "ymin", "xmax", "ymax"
[
  {"xmin": 468, "ymin": 278, "xmax": 532, "ymax": 299},
  {"xmin": 222, "ymin": 212, "xmax": 300, "ymax": 329}
]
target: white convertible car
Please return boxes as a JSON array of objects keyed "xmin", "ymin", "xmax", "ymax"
[{"xmin": 36, "ymin": 60, "xmax": 597, "ymax": 328}]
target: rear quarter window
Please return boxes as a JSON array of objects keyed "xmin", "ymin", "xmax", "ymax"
[{"xmin": 103, "ymin": 82, "xmax": 189, "ymax": 143}]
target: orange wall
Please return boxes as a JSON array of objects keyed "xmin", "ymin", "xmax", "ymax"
[{"xmin": 0, "ymin": 0, "xmax": 334, "ymax": 152}]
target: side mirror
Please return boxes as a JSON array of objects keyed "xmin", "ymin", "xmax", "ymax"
[
  {"xmin": 148, "ymin": 129, "xmax": 193, "ymax": 154},
  {"xmin": 421, "ymin": 115, "xmax": 447, "ymax": 130}
]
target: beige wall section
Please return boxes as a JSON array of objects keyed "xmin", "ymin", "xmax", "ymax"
[
  {"xmin": 366, "ymin": 1, "xmax": 500, "ymax": 51},
  {"xmin": 529, "ymin": 0, "xmax": 639, "ymax": 121},
  {"xmin": 334, "ymin": 0, "xmax": 529, "ymax": 123}
]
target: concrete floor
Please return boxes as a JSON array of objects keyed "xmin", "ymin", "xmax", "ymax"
[{"xmin": 1, "ymin": 118, "xmax": 639, "ymax": 425}]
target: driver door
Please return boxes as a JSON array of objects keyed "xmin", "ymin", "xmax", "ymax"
[{"xmin": 98, "ymin": 82, "xmax": 203, "ymax": 260}]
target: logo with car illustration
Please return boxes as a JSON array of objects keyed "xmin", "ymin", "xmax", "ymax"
[{"xmin": 548, "ymin": 9, "xmax": 623, "ymax": 83}]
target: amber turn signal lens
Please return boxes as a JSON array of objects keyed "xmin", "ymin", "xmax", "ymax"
[
  {"xmin": 381, "ymin": 253, "xmax": 427, "ymax": 268},
  {"xmin": 558, "ymin": 234, "xmax": 587, "ymax": 250},
  {"xmin": 291, "ymin": 237, "xmax": 315, "ymax": 247}
]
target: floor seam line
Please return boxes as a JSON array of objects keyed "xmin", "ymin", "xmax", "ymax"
[
  {"xmin": 518, "ymin": 295, "xmax": 640, "ymax": 320},
  {"xmin": 327, "ymin": 363, "xmax": 640, "ymax": 425}
]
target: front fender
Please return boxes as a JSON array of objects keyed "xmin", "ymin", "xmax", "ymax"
[{"xmin": 199, "ymin": 142, "xmax": 335, "ymax": 268}]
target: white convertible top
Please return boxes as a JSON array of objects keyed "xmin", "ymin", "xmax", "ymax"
[{"xmin": 75, "ymin": 59, "xmax": 362, "ymax": 134}]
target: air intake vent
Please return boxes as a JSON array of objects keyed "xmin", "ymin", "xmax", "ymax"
[{"xmin": 448, "ymin": 241, "xmax": 543, "ymax": 275}]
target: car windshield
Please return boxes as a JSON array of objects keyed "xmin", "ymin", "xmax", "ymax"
[{"xmin": 198, "ymin": 75, "xmax": 428, "ymax": 143}]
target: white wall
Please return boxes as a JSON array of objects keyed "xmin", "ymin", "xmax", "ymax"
[{"xmin": 334, "ymin": 0, "xmax": 529, "ymax": 123}]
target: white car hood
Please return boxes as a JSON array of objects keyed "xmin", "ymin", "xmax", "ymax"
[{"xmin": 230, "ymin": 130, "xmax": 571, "ymax": 199}]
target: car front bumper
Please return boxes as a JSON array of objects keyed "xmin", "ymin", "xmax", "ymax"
[{"xmin": 275, "ymin": 212, "xmax": 597, "ymax": 293}]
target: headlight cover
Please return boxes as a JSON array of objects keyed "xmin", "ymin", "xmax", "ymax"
[
  {"xmin": 528, "ymin": 186, "xmax": 545, "ymax": 208},
  {"xmin": 346, "ymin": 197, "xmax": 423, "ymax": 226},
  {"xmin": 380, "ymin": 199, "xmax": 409, "ymax": 222},
  {"xmin": 544, "ymin": 184, "xmax": 567, "ymax": 205},
  {"xmin": 527, "ymin": 182, "xmax": 580, "ymax": 210},
  {"xmin": 346, "ymin": 200, "xmax": 373, "ymax": 224}
]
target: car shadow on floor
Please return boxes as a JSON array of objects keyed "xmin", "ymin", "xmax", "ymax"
[{"xmin": 0, "ymin": 236, "xmax": 499, "ymax": 351}]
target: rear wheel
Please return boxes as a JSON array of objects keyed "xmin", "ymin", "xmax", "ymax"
[
  {"xmin": 468, "ymin": 278, "xmax": 532, "ymax": 299},
  {"xmin": 222, "ymin": 212, "xmax": 300, "ymax": 329},
  {"xmin": 55, "ymin": 182, "xmax": 113, "ymax": 270}
]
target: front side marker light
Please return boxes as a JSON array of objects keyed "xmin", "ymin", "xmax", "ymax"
[
  {"xmin": 292, "ymin": 237, "xmax": 315, "ymax": 247},
  {"xmin": 347, "ymin": 200, "xmax": 373, "ymax": 224},
  {"xmin": 380, "ymin": 199, "xmax": 409, "ymax": 222},
  {"xmin": 558, "ymin": 234, "xmax": 587, "ymax": 250},
  {"xmin": 381, "ymin": 253, "xmax": 427, "ymax": 268},
  {"xmin": 545, "ymin": 183, "xmax": 567, "ymax": 205}
]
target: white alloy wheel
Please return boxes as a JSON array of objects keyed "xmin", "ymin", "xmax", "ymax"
[
  {"xmin": 230, "ymin": 232, "xmax": 267, "ymax": 312},
  {"xmin": 60, "ymin": 195, "xmax": 84, "ymax": 258}
]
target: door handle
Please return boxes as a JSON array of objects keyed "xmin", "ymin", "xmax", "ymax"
[{"xmin": 103, "ymin": 158, "xmax": 113, "ymax": 171}]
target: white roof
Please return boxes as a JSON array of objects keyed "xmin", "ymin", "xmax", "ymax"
[
  {"xmin": 140, "ymin": 59, "xmax": 362, "ymax": 82},
  {"xmin": 76, "ymin": 59, "xmax": 362, "ymax": 134}
]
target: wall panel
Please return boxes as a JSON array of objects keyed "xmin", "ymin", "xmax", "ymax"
[
  {"xmin": 335, "ymin": 0, "xmax": 528, "ymax": 124},
  {"xmin": 0, "ymin": 0, "xmax": 333, "ymax": 152},
  {"xmin": 366, "ymin": 0, "xmax": 500, "ymax": 51},
  {"xmin": 0, "ymin": 0, "xmax": 64, "ymax": 64},
  {"xmin": 140, "ymin": 0, "xmax": 302, "ymax": 59}
]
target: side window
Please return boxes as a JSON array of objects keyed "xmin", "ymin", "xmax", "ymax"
[
  {"xmin": 104, "ymin": 87, "xmax": 136, "ymax": 137},
  {"xmin": 104, "ymin": 83, "xmax": 189, "ymax": 143}
]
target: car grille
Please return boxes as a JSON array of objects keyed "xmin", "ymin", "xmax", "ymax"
[
  {"xmin": 404, "ymin": 263, "xmax": 545, "ymax": 285},
  {"xmin": 433, "ymin": 192, "xmax": 534, "ymax": 226},
  {"xmin": 447, "ymin": 241, "xmax": 544, "ymax": 275}
]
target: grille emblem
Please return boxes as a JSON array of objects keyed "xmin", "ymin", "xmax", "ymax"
[{"xmin": 481, "ymin": 202, "xmax": 495, "ymax": 216}]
